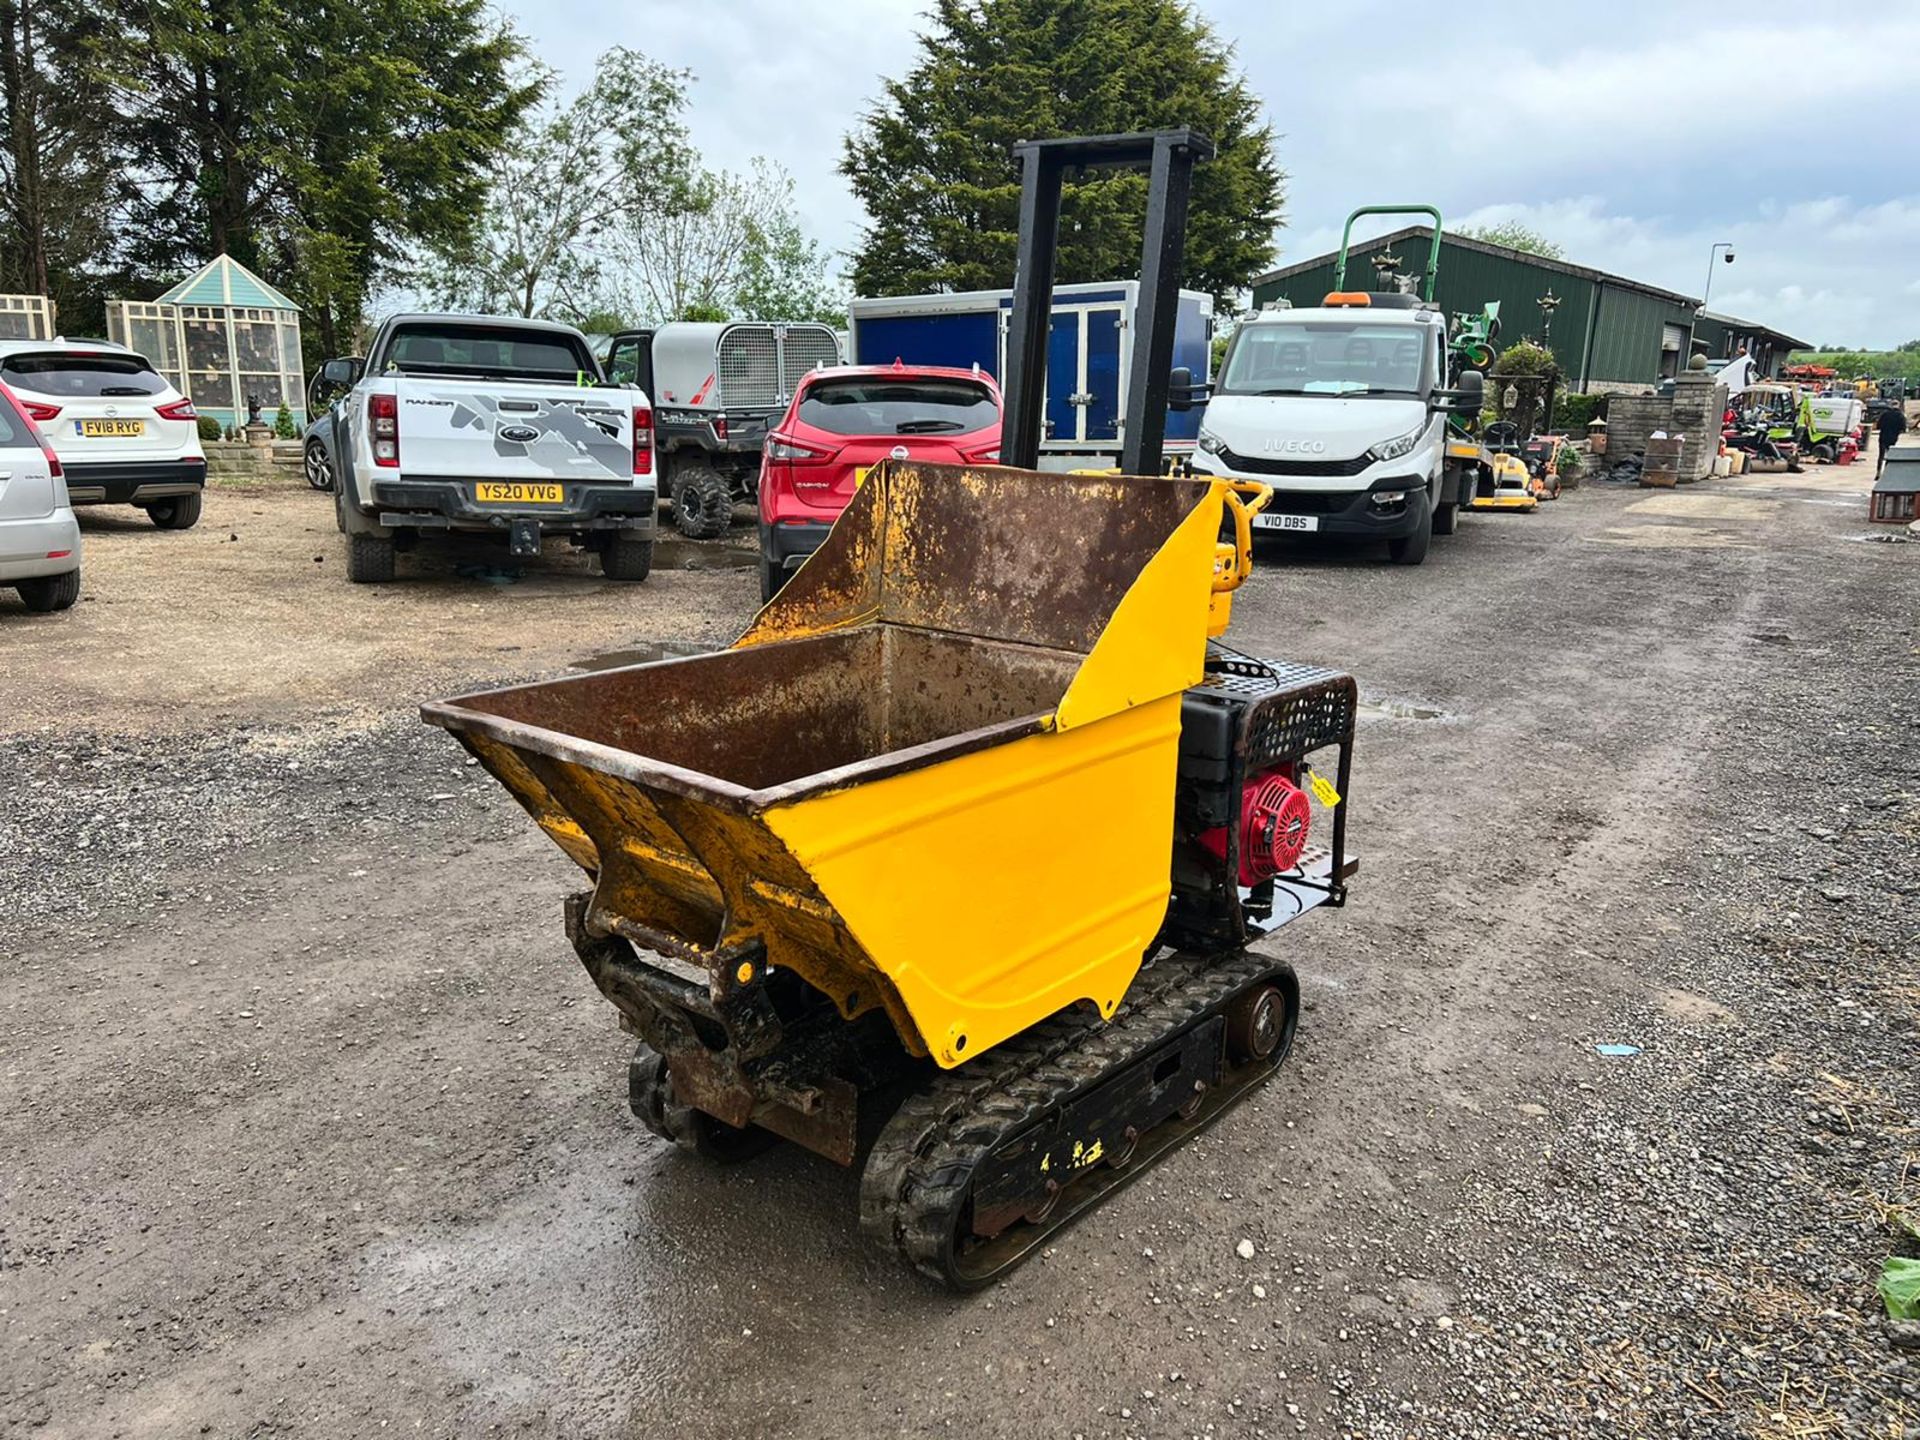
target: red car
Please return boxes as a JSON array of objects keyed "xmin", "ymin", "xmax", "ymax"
[{"xmin": 757, "ymin": 362, "xmax": 1001, "ymax": 599}]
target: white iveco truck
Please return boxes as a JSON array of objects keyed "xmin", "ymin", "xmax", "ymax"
[{"xmin": 1189, "ymin": 207, "xmax": 1484, "ymax": 566}]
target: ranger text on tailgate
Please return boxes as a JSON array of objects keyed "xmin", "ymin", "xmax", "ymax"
[{"xmin": 315, "ymin": 315, "xmax": 656, "ymax": 584}]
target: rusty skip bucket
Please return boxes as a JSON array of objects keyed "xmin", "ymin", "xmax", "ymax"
[{"xmin": 423, "ymin": 461, "xmax": 1251, "ymax": 1072}]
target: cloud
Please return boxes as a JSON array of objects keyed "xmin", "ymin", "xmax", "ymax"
[{"xmin": 495, "ymin": 0, "xmax": 1920, "ymax": 347}]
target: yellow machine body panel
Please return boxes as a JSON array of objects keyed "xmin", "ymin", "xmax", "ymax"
[
  {"xmin": 1466, "ymin": 451, "xmax": 1539, "ymax": 512},
  {"xmin": 425, "ymin": 461, "xmax": 1270, "ymax": 1069},
  {"xmin": 763, "ymin": 694, "xmax": 1182, "ymax": 1066}
]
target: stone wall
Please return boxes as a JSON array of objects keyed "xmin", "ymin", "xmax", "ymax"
[
  {"xmin": 1602, "ymin": 375, "xmax": 1728, "ymax": 482},
  {"xmin": 1669, "ymin": 372, "xmax": 1728, "ymax": 482},
  {"xmin": 1605, "ymin": 396, "xmax": 1669, "ymax": 464},
  {"xmin": 205, "ymin": 439, "xmax": 302, "ymax": 479}
]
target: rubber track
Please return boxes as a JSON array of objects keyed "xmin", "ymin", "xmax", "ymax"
[{"xmin": 860, "ymin": 949, "xmax": 1282, "ymax": 1286}]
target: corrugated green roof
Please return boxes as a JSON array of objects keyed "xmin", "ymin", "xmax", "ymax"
[
  {"xmin": 156, "ymin": 255, "xmax": 299, "ymax": 310},
  {"xmin": 1255, "ymin": 225, "xmax": 1701, "ymax": 309}
]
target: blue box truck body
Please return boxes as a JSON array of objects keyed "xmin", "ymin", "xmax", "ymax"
[{"xmin": 847, "ymin": 281, "xmax": 1214, "ymax": 468}]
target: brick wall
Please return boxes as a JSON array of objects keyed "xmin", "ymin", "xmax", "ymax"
[
  {"xmin": 1604, "ymin": 376, "xmax": 1728, "ymax": 481},
  {"xmin": 1670, "ymin": 373, "xmax": 1728, "ymax": 482},
  {"xmin": 1606, "ymin": 396, "xmax": 1669, "ymax": 463}
]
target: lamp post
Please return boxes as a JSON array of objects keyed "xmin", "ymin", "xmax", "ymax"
[
  {"xmin": 1536, "ymin": 289, "xmax": 1560, "ymax": 350},
  {"xmin": 1702, "ymin": 242, "xmax": 1735, "ymax": 308}
]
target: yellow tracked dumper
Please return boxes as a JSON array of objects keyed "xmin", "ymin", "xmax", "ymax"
[
  {"xmin": 425, "ymin": 461, "xmax": 1356, "ymax": 1285},
  {"xmin": 423, "ymin": 132, "xmax": 1360, "ymax": 1286}
]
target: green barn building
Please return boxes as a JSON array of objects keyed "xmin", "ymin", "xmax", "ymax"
[{"xmin": 1250, "ymin": 227, "xmax": 1710, "ymax": 395}]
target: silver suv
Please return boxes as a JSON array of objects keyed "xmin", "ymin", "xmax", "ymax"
[{"xmin": 0, "ymin": 381, "xmax": 82, "ymax": 612}]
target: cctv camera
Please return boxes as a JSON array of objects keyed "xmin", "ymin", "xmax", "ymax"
[{"xmin": 1723, "ymin": 250, "xmax": 1736, "ymax": 263}]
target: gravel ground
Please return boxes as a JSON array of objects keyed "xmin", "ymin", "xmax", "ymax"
[
  {"xmin": 0, "ymin": 482, "xmax": 757, "ymax": 733},
  {"xmin": 1, "ymin": 463, "xmax": 1914, "ymax": 1438}
]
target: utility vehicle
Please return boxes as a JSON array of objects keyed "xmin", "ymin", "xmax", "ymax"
[
  {"xmin": 1189, "ymin": 207, "xmax": 1482, "ymax": 565},
  {"xmin": 604, "ymin": 322, "xmax": 841, "ymax": 539}
]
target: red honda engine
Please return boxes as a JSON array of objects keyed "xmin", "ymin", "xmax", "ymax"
[{"xmin": 1198, "ymin": 768, "xmax": 1312, "ymax": 885}]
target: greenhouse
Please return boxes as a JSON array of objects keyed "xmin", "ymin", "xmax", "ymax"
[
  {"xmin": 107, "ymin": 256, "xmax": 307, "ymax": 430},
  {"xmin": 0, "ymin": 293, "xmax": 53, "ymax": 341}
]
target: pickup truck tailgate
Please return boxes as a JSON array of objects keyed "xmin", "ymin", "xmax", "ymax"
[{"xmin": 397, "ymin": 384, "xmax": 634, "ymax": 482}]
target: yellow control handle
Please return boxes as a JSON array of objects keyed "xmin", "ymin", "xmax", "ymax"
[{"xmin": 1212, "ymin": 479, "xmax": 1273, "ymax": 593}]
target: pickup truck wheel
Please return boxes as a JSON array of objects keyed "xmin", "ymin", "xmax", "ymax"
[
  {"xmin": 673, "ymin": 464, "xmax": 732, "ymax": 539},
  {"xmin": 347, "ymin": 532, "xmax": 396, "ymax": 584},
  {"xmin": 1386, "ymin": 507, "xmax": 1432, "ymax": 566},
  {"xmin": 16, "ymin": 569, "xmax": 80, "ymax": 612},
  {"xmin": 1432, "ymin": 500, "xmax": 1458, "ymax": 536},
  {"xmin": 600, "ymin": 534, "xmax": 652, "ymax": 581},
  {"xmin": 146, "ymin": 493, "xmax": 202, "ymax": 530}
]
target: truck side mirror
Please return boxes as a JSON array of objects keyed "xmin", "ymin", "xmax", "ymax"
[
  {"xmin": 1167, "ymin": 365, "xmax": 1209, "ymax": 413},
  {"xmin": 320, "ymin": 356, "xmax": 363, "ymax": 388},
  {"xmin": 1455, "ymin": 369, "xmax": 1485, "ymax": 411}
]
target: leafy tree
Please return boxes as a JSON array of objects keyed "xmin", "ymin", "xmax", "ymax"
[
  {"xmin": 597, "ymin": 159, "xmax": 842, "ymax": 324},
  {"xmin": 840, "ymin": 0, "xmax": 1283, "ymax": 301},
  {"xmin": 0, "ymin": 0, "xmax": 119, "ymax": 315},
  {"xmin": 416, "ymin": 46, "xmax": 690, "ymax": 321},
  {"xmin": 114, "ymin": 0, "xmax": 532, "ymax": 353},
  {"xmin": 1898, "ymin": 338, "xmax": 1920, "ymax": 353},
  {"xmin": 1491, "ymin": 340, "xmax": 1559, "ymax": 377},
  {"xmin": 435, "ymin": 50, "xmax": 842, "ymax": 330},
  {"xmin": 1457, "ymin": 220, "xmax": 1565, "ymax": 260},
  {"xmin": 275, "ymin": 0, "xmax": 536, "ymax": 353},
  {"xmin": 730, "ymin": 161, "xmax": 845, "ymax": 324},
  {"xmin": 605, "ymin": 165, "xmax": 762, "ymax": 322}
]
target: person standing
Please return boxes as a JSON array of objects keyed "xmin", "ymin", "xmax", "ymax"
[{"xmin": 1876, "ymin": 402, "xmax": 1908, "ymax": 476}]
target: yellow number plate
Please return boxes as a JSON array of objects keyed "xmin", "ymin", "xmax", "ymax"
[
  {"xmin": 476, "ymin": 482, "xmax": 564, "ymax": 504},
  {"xmin": 79, "ymin": 419, "xmax": 144, "ymax": 438}
]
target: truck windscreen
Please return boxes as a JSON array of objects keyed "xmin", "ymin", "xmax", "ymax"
[
  {"xmin": 384, "ymin": 325, "xmax": 597, "ymax": 383},
  {"xmin": 1219, "ymin": 322, "xmax": 1427, "ymax": 398}
]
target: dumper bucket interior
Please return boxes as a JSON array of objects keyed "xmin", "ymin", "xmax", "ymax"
[{"xmin": 425, "ymin": 461, "xmax": 1229, "ymax": 1065}]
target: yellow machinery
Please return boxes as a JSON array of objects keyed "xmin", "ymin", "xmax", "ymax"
[
  {"xmin": 426, "ymin": 460, "xmax": 1358, "ymax": 1285},
  {"xmin": 1451, "ymin": 433, "xmax": 1540, "ymax": 513}
]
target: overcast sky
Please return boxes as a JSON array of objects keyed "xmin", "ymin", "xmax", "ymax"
[{"xmin": 498, "ymin": 1, "xmax": 1920, "ymax": 349}]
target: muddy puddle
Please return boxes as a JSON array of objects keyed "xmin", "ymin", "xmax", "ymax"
[
  {"xmin": 653, "ymin": 537, "xmax": 758, "ymax": 570},
  {"xmin": 570, "ymin": 640, "xmax": 717, "ymax": 671}
]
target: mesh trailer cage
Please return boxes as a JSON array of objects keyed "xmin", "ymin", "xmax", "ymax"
[{"xmin": 715, "ymin": 323, "xmax": 841, "ymax": 410}]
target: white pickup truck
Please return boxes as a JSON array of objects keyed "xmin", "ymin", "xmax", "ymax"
[{"xmin": 316, "ymin": 314, "xmax": 655, "ymax": 584}]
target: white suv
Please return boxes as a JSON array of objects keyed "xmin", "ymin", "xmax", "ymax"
[
  {"xmin": 0, "ymin": 381, "xmax": 82, "ymax": 612},
  {"xmin": 0, "ymin": 339, "xmax": 206, "ymax": 529}
]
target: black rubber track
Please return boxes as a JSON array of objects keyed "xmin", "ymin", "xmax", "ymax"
[{"xmin": 860, "ymin": 950, "xmax": 1298, "ymax": 1289}]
